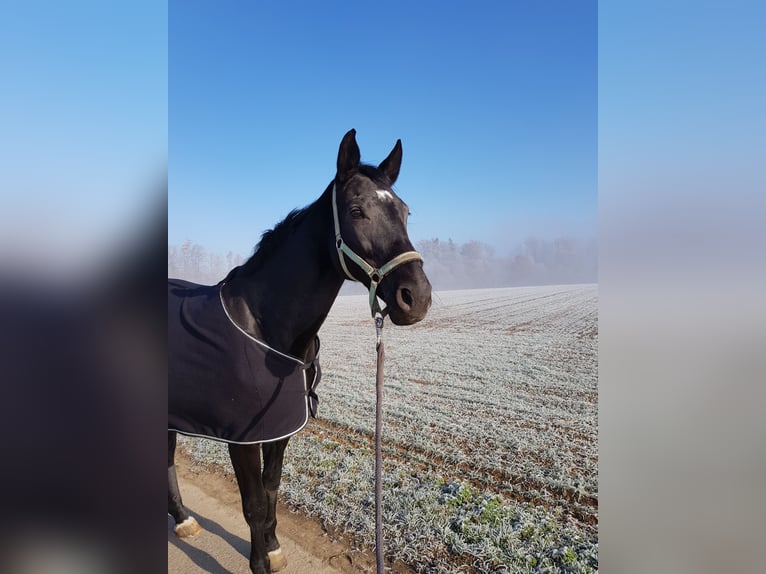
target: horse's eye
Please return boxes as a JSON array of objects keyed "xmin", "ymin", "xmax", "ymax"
[{"xmin": 350, "ymin": 206, "xmax": 363, "ymax": 219}]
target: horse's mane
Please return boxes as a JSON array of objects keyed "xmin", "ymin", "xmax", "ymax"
[
  {"xmin": 250, "ymin": 207, "xmax": 311, "ymax": 268},
  {"xmin": 221, "ymin": 183, "xmax": 331, "ymax": 282}
]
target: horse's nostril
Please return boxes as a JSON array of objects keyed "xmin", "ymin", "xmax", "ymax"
[{"xmin": 398, "ymin": 287, "xmax": 413, "ymax": 309}]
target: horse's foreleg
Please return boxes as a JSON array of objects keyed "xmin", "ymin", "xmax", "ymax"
[
  {"xmin": 261, "ymin": 438, "xmax": 290, "ymax": 571},
  {"xmin": 229, "ymin": 443, "xmax": 273, "ymax": 574},
  {"xmin": 168, "ymin": 431, "xmax": 201, "ymax": 537}
]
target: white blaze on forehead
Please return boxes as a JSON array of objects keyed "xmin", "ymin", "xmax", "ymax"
[{"xmin": 375, "ymin": 189, "xmax": 394, "ymax": 201}]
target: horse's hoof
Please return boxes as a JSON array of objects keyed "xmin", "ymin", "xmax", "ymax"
[
  {"xmin": 268, "ymin": 548, "xmax": 287, "ymax": 572},
  {"xmin": 174, "ymin": 516, "xmax": 202, "ymax": 538}
]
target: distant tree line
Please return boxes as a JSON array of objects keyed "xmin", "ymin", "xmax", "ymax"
[
  {"xmin": 415, "ymin": 237, "xmax": 597, "ymax": 289},
  {"xmin": 168, "ymin": 240, "xmax": 244, "ymax": 285},
  {"xmin": 168, "ymin": 236, "xmax": 597, "ymax": 289}
]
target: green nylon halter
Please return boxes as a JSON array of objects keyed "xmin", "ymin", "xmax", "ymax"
[{"xmin": 332, "ymin": 184, "xmax": 423, "ymax": 317}]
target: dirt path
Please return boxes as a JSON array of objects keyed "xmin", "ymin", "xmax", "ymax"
[{"xmin": 168, "ymin": 452, "xmax": 380, "ymax": 574}]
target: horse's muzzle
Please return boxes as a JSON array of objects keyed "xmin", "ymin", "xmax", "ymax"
[{"xmin": 384, "ymin": 272, "xmax": 432, "ymax": 326}]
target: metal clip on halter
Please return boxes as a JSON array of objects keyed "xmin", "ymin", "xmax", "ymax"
[{"xmin": 374, "ymin": 313, "xmax": 384, "ymax": 346}]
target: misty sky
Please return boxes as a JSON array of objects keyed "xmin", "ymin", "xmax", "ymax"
[{"xmin": 169, "ymin": 1, "xmax": 597, "ymax": 258}]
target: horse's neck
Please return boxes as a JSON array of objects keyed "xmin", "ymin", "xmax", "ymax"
[{"xmin": 222, "ymin": 207, "xmax": 344, "ymax": 359}]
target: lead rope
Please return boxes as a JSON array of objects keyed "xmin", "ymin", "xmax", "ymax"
[{"xmin": 374, "ymin": 313, "xmax": 385, "ymax": 574}]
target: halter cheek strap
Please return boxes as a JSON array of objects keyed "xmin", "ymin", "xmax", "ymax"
[{"xmin": 332, "ymin": 184, "xmax": 423, "ymax": 317}]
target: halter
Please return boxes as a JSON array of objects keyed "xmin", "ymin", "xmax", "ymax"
[{"xmin": 332, "ymin": 184, "xmax": 423, "ymax": 317}]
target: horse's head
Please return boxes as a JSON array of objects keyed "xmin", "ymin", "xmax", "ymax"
[{"xmin": 332, "ymin": 129, "xmax": 432, "ymax": 325}]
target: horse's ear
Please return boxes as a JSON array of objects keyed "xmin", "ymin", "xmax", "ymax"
[
  {"xmin": 378, "ymin": 139, "xmax": 402, "ymax": 185},
  {"xmin": 337, "ymin": 129, "xmax": 360, "ymax": 181}
]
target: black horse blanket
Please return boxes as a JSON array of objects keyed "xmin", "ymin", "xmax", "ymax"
[{"xmin": 168, "ymin": 279, "xmax": 320, "ymax": 444}]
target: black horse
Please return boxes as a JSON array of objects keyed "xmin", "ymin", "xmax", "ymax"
[{"xmin": 168, "ymin": 130, "xmax": 432, "ymax": 573}]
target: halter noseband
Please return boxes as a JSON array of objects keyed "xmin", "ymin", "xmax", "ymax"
[{"xmin": 332, "ymin": 184, "xmax": 423, "ymax": 317}]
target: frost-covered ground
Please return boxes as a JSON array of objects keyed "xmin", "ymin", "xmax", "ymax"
[{"xmin": 180, "ymin": 284, "xmax": 598, "ymax": 573}]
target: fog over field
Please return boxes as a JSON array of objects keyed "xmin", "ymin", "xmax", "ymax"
[{"xmin": 168, "ymin": 235, "xmax": 597, "ymax": 290}]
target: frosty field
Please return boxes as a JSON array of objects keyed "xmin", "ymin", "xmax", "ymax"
[{"xmin": 180, "ymin": 284, "xmax": 598, "ymax": 573}]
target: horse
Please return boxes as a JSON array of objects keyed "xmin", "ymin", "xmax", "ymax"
[{"xmin": 168, "ymin": 129, "xmax": 432, "ymax": 573}]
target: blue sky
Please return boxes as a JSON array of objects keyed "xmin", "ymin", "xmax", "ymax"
[{"xmin": 169, "ymin": 1, "xmax": 597, "ymax": 257}]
